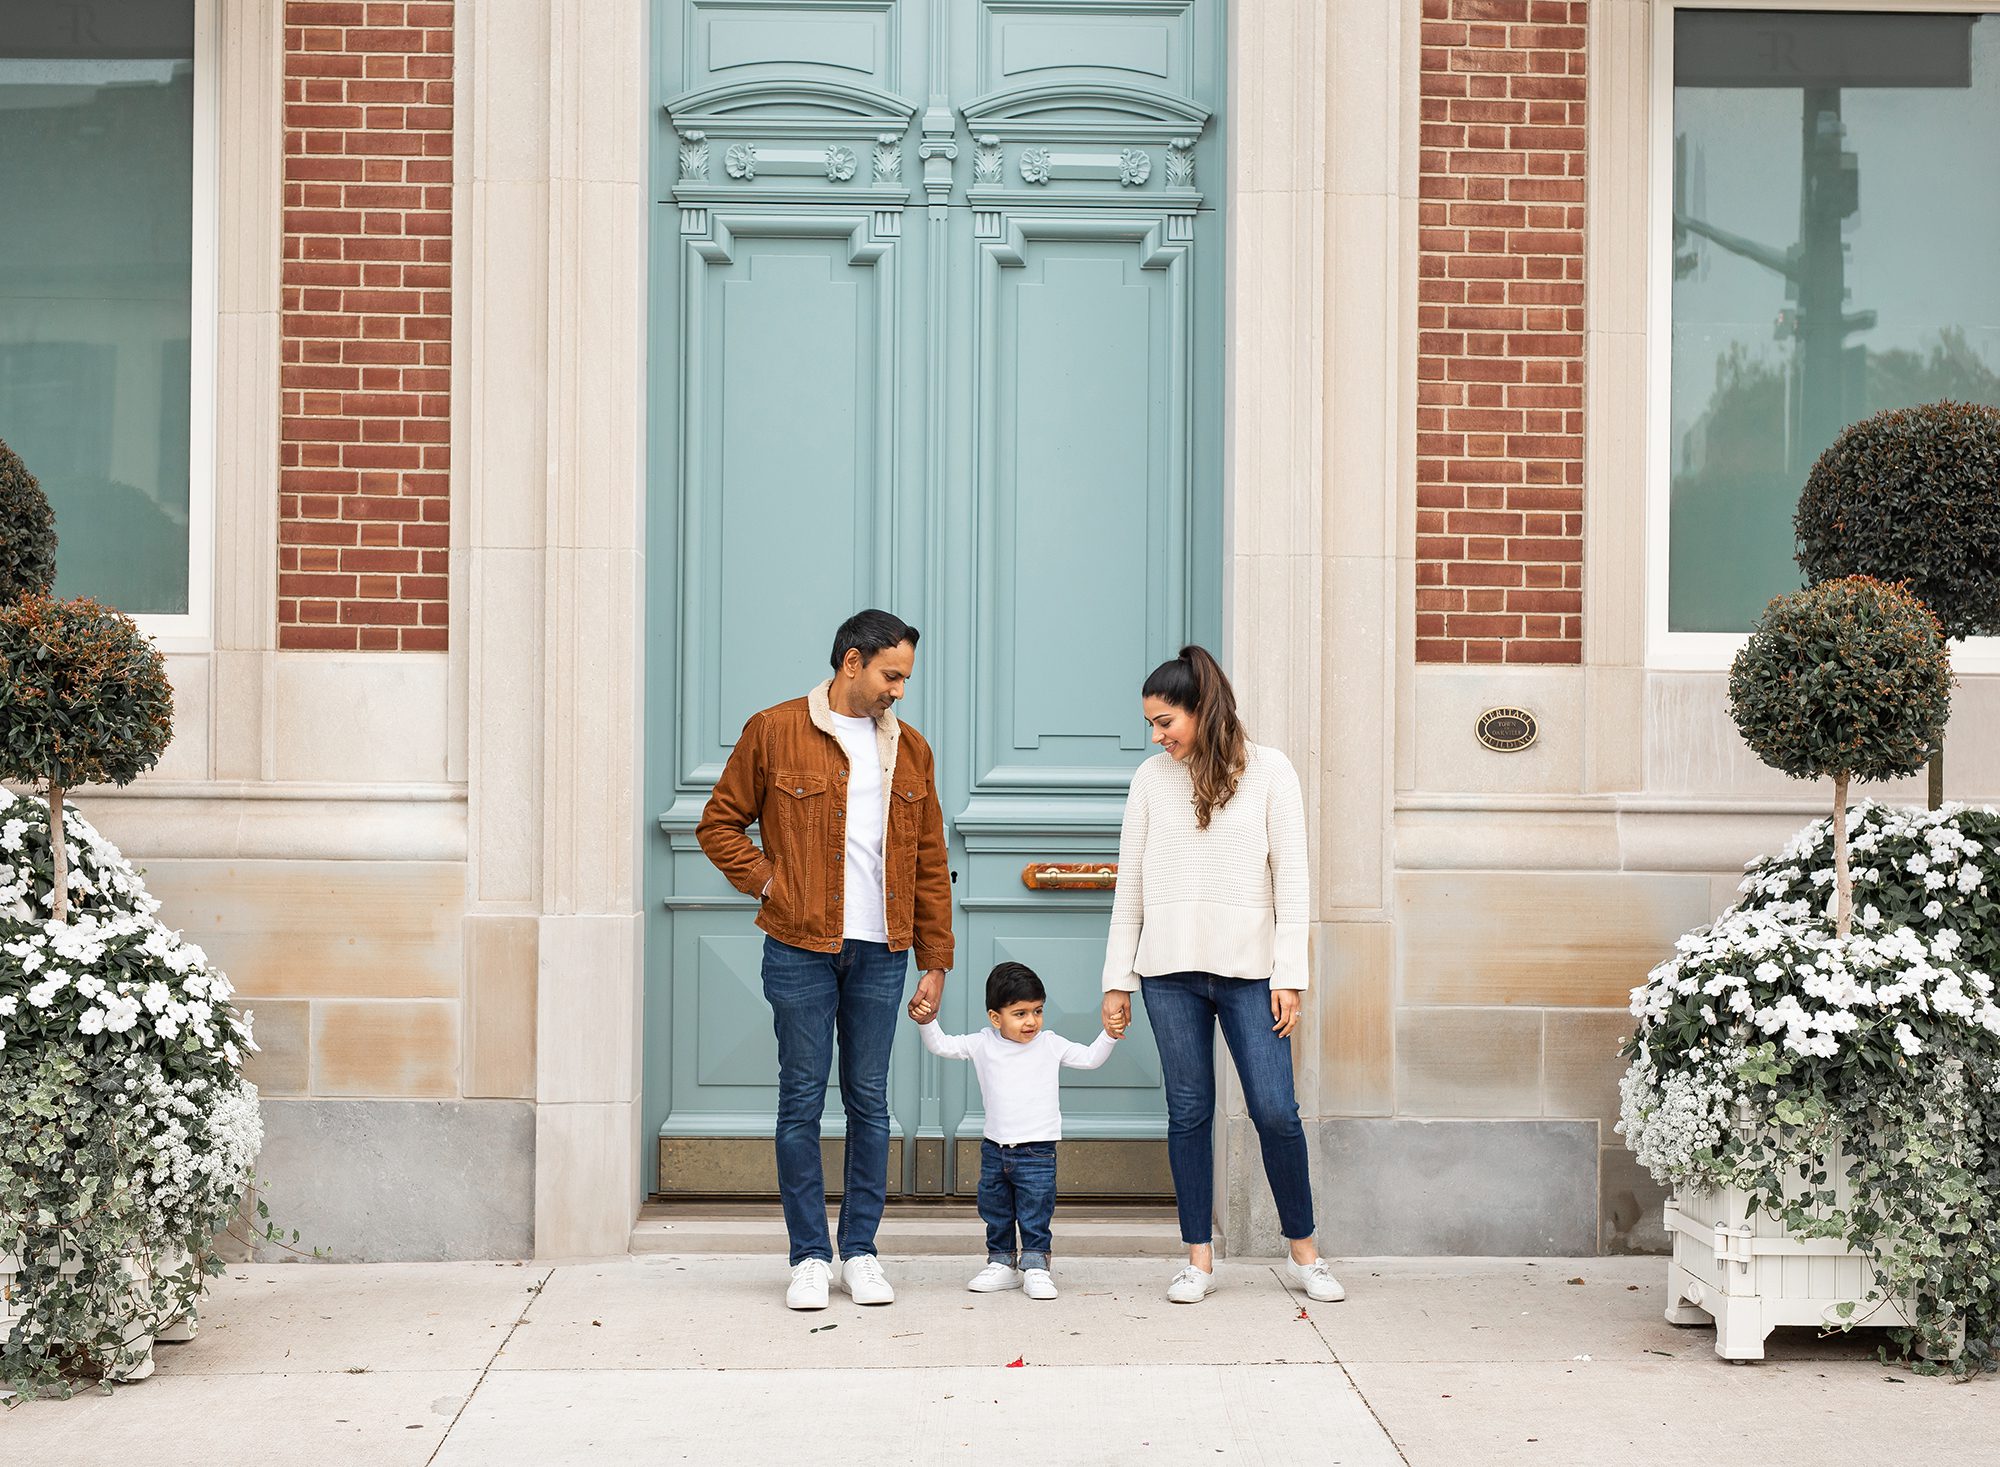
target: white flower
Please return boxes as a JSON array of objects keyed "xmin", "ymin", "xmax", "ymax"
[
  {"xmin": 1924, "ymin": 900, "xmax": 1945, "ymax": 920},
  {"xmin": 1893, "ymin": 1022, "xmax": 1922, "ymax": 1056}
]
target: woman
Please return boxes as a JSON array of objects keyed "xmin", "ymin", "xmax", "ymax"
[{"xmin": 1100, "ymin": 646, "xmax": 1343, "ymax": 1305}]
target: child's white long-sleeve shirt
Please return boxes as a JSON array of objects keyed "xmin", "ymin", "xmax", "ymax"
[{"xmin": 917, "ymin": 1022, "xmax": 1117, "ymax": 1144}]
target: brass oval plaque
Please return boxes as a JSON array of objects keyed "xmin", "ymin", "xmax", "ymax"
[{"xmin": 1476, "ymin": 706, "xmax": 1538, "ymax": 753}]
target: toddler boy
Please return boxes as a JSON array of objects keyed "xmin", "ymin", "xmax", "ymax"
[{"xmin": 911, "ymin": 961, "xmax": 1116, "ymax": 1299}]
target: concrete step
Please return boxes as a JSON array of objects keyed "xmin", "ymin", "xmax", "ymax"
[{"xmin": 631, "ymin": 1201, "xmax": 1185, "ymax": 1258}]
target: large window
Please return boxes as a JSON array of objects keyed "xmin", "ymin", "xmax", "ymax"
[
  {"xmin": 0, "ymin": 1, "xmax": 209, "ymax": 632},
  {"xmin": 1662, "ymin": 8, "xmax": 2000, "ymax": 645}
]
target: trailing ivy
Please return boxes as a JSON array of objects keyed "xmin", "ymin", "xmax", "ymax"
[
  {"xmin": 1622, "ymin": 803, "xmax": 2000, "ymax": 1374},
  {"xmin": 0, "ymin": 793, "xmax": 287, "ymax": 1398}
]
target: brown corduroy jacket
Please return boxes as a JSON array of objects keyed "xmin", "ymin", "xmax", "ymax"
[{"xmin": 696, "ymin": 681, "xmax": 955, "ymax": 971}]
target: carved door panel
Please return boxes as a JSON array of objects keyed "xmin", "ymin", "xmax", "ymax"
[{"xmin": 645, "ymin": 0, "xmax": 1225, "ymax": 1198}]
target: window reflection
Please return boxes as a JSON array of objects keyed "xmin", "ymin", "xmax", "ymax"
[
  {"xmin": 0, "ymin": 1, "xmax": 196, "ymax": 615},
  {"xmin": 1669, "ymin": 11, "xmax": 2000, "ymax": 633}
]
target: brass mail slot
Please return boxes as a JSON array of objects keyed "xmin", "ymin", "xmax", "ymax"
[{"xmin": 1021, "ymin": 863, "xmax": 1118, "ymax": 890}]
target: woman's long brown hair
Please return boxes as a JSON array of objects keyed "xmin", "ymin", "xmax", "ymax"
[{"xmin": 1142, "ymin": 645, "xmax": 1246, "ymax": 829}]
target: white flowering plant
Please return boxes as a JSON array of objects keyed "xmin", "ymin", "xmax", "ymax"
[
  {"xmin": 0, "ymin": 789, "xmax": 285, "ymax": 1397},
  {"xmin": 1619, "ymin": 802, "xmax": 2000, "ymax": 1374}
]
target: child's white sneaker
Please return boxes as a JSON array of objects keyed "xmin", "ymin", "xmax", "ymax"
[
  {"xmin": 968, "ymin": 1262, "xmax": 1023, "ymax": 1292},
  {"xmin": 1167, "ymin": 1264, "xmax": 1215, "ymax": 1304},
  {"xmin": 839, "ymin": 1255, "xmax": 895, "ymax": 1305},
  {"xmin": 1285, "ymin": 1257, "xmax": 1345, "ymax": 1303},
  {"xmin": 786, "ymin": 1258, "xmax": 831, "ymax": 1310},
  {"xmin": 1023, "ymin": 1268, "xmax": 1058, "ymax": 1300}
]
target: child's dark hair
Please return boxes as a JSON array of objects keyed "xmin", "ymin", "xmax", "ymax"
[{"xmin": 986, "ymin": 961, "xmax": 1045, "ymax": 1012}]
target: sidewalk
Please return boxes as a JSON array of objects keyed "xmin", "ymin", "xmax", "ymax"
[{"xmin": 9, "ymin": 1254, "xmax": 1989, "ymax": 1465}]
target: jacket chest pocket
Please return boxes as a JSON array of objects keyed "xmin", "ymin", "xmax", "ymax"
[
  {"xmin": 888, "ymin": 783, "xmax": 923, "ymax": 831},
  {"xmin": 774, "ymin": 772, "xmax": 829, "ymax": 841}
]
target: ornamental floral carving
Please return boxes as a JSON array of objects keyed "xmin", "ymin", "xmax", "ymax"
[
  {"xmin": 1165, "ymin": 137, "xmax": 1195, "ymax": 189},
  {"xmin": 1118, "ymin": 148, "xmax": 1151, "ymax": 186},
  {"xmin": 677, "ymin": 130, "xmax": 709, "ymax": 183},
  {"xmin": 725, "ymin": 142, "xmax": 757, "ymax": 180},
  {"xmin": 873, "ymin": 133, "xmax": 902, "ymax": 182},
  {"xmin": 825, "ymin": 144, "xmax": 858, "ymax": 182},
  {"xmin": 973, "ymin": 134, "xmax": 1003, "ymax": 185},
  {"xmin": 1019, "ymin": 147, "xmax": 1051, "ymax": 185}
]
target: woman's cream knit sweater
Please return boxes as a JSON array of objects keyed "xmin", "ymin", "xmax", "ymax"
[{"xmin": 1100, "ymin": 742, "xmax": 1310, "ymax": 992}]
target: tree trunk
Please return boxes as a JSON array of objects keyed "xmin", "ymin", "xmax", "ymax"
[
  {"xmin": 1833, "ymin": 769, "xmax": 1852, "ymax": 939},
  {"xmin": 47, "ymin": 782, "xmax": 67, "ymax": 925},
  {"xmin": 1929, "ymin": 743, "xmax": 1944, "ymax": 813}
]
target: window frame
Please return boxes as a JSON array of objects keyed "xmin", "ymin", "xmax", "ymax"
[
  {"xmin": 122, "ymin": 1, "xmax": 217, "ymax": 653},
  {"xmin": 1646, "ymin": 0, "xmax": 2000, "ymax": 673}
]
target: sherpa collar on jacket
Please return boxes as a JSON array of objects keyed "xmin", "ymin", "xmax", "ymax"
[{"xmin": 806, "ymin": 679, "xmax": 902, "ymax": 814}]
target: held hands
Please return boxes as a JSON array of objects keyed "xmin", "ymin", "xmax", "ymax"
[
  {"xmin": 1270, "ymin": 987, "xmax": 1301, "ymax": 1040},
  {"xmin": 907, "ymin": 969, "xmax": 945, "ymax": 1023},
  {"xmin": 1101, "ymin": 991, "xmax": 1131, "ymax": 1040}
]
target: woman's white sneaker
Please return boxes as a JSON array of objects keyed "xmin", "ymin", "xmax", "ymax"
[
  {"xmin": 1167, "ymin": 1265, "xmax": 1215, "ymax": 1304},
  {"xmin": 840, "ymin": 1255, "xmax": 896, "ymax": 1305},
  {"xmin": 786, "ymin": 1258, "xmax": 831, "ymax": 1310},
  {"xmin": 1285, "ymin": 1258, "xmax": 1346, "ymax": 1303},
  {"xmin": 968, "ymin": 1262, "xmax": 1023, "ymax": 1292},
  {"xmin": 1023, "ymin": 1268, "xmax": 1058, "ymax": 1300}
]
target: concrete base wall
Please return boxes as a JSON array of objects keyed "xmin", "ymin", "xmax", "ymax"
[
  {"xmin": 1224, "ymin": 1116, "xmax": 1655, "ymax": 1258},
  {"xmin": 250, "ymin": 1099, "xmax": 535, "ymax": 1262}
]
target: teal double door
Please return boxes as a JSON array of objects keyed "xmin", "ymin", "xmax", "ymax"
[{"xmin": 644, "ymin": 0, "xmax": 1226, "ymax": 1196}]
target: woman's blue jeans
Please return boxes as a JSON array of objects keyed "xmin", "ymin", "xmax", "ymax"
[
  {"xmin": 1140, "ymin": 971, "xmax": 1316, "ymax": 1247},
  {"xmin": 761, "ymin": 936, "xmax": 907, "ymax": 1266}
]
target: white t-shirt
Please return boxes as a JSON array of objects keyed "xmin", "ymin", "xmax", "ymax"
[
  {"xmin": 829, "ymin": 712, "xmax": 888, "ymax": 942},
  {"xmin": 917, "ymin": 1022, "xmax": 1117, "ymax": 1143}
]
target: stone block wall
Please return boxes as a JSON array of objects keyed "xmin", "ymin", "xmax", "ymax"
[{"xmin": 279, "ymin": 0, "xmax": 453, "ymax": 651}]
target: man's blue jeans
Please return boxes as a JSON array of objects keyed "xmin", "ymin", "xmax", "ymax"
[
  {"xmin": 1140, "ymin": 971, "xmax": 1317, "ymax": 1247},
  {"xmin": 762, "ymin": 936, "xmax": 908, "ymax": 1266},
  {"xmin": 978, "ymin": 1139, "xmax": 1056, "ymax": 1272}
]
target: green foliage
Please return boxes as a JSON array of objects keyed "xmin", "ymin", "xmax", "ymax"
[
  {"xmin": 0, "ymin": 795, "xmax": 292, "ymax": 1397},
  {"xmin": 1622, "ymin": 806, "xmax": 2000, "ymax": 1374},
  {"xmin": 1795, "ymin": 401, "xmax": 2000, "ymax": 641},
  {"xmin": 0, "ymin": 437, "xmax": 57, "ymax": 604},
  {"xmin": 0, "ymin": 595, "xmax": 173, "ymax": 792},
  {"xmin": 1729, "ymin": 576, "xmax": 1951, "ymax": 784}
]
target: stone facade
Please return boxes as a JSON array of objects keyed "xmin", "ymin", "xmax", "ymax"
[{"xmin": 77, "ymin": 0, "xmax": 2000, "ymax": 1264}]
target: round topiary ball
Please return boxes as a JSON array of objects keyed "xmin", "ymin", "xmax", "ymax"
[
  {"xmin": 1795, "ymin": 401, "xmax": 2000, "ymax": 641},
  {"xmin": 0, "ymin": 437, "xmax": 57, "ymax": 604},
  {"xmin": 0, "ymin": 595, "xmax": 174, "ymax": 793},
  {"xmin": 1728, "ymin": 576, "xmax": 1951, "ymax": 784}
]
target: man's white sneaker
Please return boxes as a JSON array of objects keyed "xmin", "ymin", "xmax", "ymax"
[
  {"xmin": 786, "ymin": 1258, "xmax": 831, "ymax": 1311},
  {"xmin": 840, "ymin": 1255, "xmax": 895, "ymax": 1305},
  {"xmin": 1167, "ymin": 1265, "xmax": 1215, "ymax": 1304},
  {"xmin": 1023, "ymin": 1268, "xmax": 1058, "ymax": 1300},
  {"xmin": 967, "ymin": 1262, "xmax": 1023, "ymax": 1293},
  {"xmin": 1286, "ymin": 1257, "xmax": 1346, "ymax": 1303}
]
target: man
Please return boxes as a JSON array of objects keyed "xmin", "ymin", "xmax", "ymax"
[{"xmin": 697, "ymin": 609, "xmax": 954, "ymax": 1310}]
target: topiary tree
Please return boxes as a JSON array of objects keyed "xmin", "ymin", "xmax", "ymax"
[
  {"xmin": 1729, "ymin": 576, "xmax": 1952, "ymax": 938},
  {"xmin": 0, "ymin": 595, "xmax": 173, "ymax": 923},
  {"xmin": 1795, "ymin": 401, "xmax": 2000, "ymax": 806},
  {"xmin": 0, "ymin": 437, "xmax": 58, "ymax": 604}
]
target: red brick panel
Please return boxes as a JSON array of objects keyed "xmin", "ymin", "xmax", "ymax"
[
  {"xmin": 1416, "ymin": 0, "xmax": 1585, "ymax": 665},
  {"xmin": 280, "ymin": 2, "xmax": 452, "ymax": 652}
]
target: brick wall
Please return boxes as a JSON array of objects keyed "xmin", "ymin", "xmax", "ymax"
[
  {"xmin": 1415, "ymin": 0, "xmax": 1585, "ymax": 665},
  {"xmin": 280, "ymin": 2, "xmax": 452, "ymax": 652}
]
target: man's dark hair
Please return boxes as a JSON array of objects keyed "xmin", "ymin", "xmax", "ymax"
[
  {"xmin": 830, "ymin": 608, "xmax": 920, "ymax": 673},
  {"xmin": 986, "ymin": 961, "xmax": 1045, "ymax": 1012}
]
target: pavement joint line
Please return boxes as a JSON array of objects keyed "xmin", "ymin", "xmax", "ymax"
[
  {"xmin": 425, "ymin": 1264, "xmax": 555, "ymax": 1466},
  {"xmin": 1284, "ymin": 1266, "xmax": 1414, "ymax": 1467}
]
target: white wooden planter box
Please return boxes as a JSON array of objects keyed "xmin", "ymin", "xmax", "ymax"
[
  {"xmin": 0, "ymin": 1246, "xmax": 198, "ymax": 1385},
  {"xmin": 1663, "ymin": 1141, "xmax": 1923, "ymax": 1361}
]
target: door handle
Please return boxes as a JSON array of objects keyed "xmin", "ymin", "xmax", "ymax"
[{"xmin": 1021, "ymin": 863, "xmax": 1118, "ymax": 890}]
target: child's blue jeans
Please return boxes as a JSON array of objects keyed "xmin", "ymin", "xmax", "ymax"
[{"xmin": 978, "ymin": 1138, "xmax": 1056, "ymax": 1271}]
